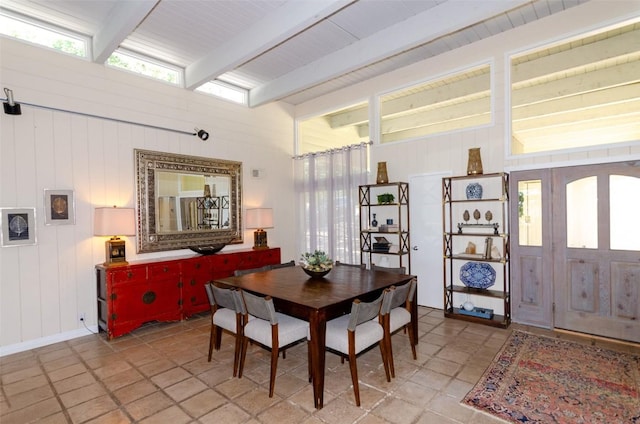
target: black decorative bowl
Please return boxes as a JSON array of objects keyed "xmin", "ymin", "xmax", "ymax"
[
  {"xmin": 189, "ymin": 244, "xmax": 226, "ymax": 255},
  {"xmin": 302, "ymin": 267, "xmax": 332, "ymax": 279}
]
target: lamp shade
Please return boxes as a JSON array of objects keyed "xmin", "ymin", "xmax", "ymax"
[
  {"xmin": 245, "ymin": 208, "xmax": 273, "ymax": 229},
  {"xmin": 94, "ymin": 207, "xmax": 136, "ymax": 236}
]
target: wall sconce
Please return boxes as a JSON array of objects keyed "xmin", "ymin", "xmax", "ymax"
[
  {"xmin": 3, "ymin": 88, "xmax": 21, "ymax": 115},
  {"xmin": 94, "ymin": 206, "xmax": 136, "ymax": 266},
  {"xmin": 245, "ymin": 208, "xmax": 274, "ymax": 250},
  {"xmin": 194, "ymin": 127, "xmax": 209, "ymax": 140}
]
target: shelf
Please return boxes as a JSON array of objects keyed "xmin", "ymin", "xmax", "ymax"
[
  {"xmin": 446, "ymin": 232, "xmax": 507, "ymax": 237},
  {"xmin": 360, "ymin": 182, "xmax": 410, "ymax": 273},
  {"xmin": 442, "ymin": 173, "xmax": 510, "ymax": 329},
  {"xmin": 362, "ymin": 230, "xmax": 409, "ymax": 234},
  {"xmin": 445, "ymin": 308, "xmax": 509, "ymax": 328},
  {"xmin": 447, "ymin": 284, "xmax": 507, "ymax": 299},
  {"xmin": 362, "ymin": 250, "xmax": 408, "ymax": 255},
  {"xmin": 447, "ymin": 198, "xmax": 505, "ymax": 203},
  {"xmin": 448, "ymin": 255, "xmax": 506, "ymax": 263}
]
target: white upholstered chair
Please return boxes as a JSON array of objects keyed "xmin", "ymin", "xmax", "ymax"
[
  {"xmin": 382, "ymin": 279, "xmax": 418, "ymax": 378},
  {"xmin": 321, "ymin": 291, "xmax": 392, "ymax": 406},
  {"xmin": 204, "ymin": 283, "xmax": 245, "ymax": 377},
  {"xmin": 238, "ymin": 290, "xmax": 309, "ymax": 397}
]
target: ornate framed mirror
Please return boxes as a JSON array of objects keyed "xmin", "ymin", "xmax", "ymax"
[{"xmin": 135, "ymin": 149, "xmax": 243, "ymax": 253}]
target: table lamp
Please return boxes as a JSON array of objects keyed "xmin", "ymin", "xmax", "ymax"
[
  {"xmin": 245, "ymin": 208, "xmax": 273, "ymax": 249},
  {"xmin": 94, "ymin": 206, "xmax": 136, "ymax": 266}
]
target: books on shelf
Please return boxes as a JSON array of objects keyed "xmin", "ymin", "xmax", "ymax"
[{"xmin": 379, "ymin": 224, "xmax": 399, "ymax": 232}]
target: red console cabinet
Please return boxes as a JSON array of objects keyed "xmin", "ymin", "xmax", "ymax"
[{"xmin": 96, "ymin": 247, "xmax": 281, "ymax": 339}]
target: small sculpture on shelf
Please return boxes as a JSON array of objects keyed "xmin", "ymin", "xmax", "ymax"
[
  {"xmin": 473, "ymin": 209, "xmax": 481, "ymax": 223},
  {"xmin": 485, "ymin": 210, "xmax": 493, "ymax": 223},
  {"xmin": 463, "ymin": 210, "xmax": 470, "ymax": 222}
]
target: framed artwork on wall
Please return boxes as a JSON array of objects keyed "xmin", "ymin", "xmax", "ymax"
[
  {"xmin": 44, "ymin": 189, "xmax": 75, "ymax": 225},
  {"xmin": 1, "ymin": 207, "xmax": 37, "ymax": 247}
]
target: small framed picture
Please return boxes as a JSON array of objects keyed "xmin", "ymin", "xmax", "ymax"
[
  {"xmin": 44, "ymin": 189, "xmax": 75, "ymax": 225},
  {"xmin": 1, "ymin": 208, "xmax": 37, "ymax": 247}
]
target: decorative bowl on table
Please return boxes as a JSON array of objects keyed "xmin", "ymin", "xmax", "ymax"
[
  {"xmin": 460, "ymin": 262, "xmax": 496, "ymax": 289},
  {"xmin": 300, "ymin": 250, "xmax": 333, "ymax": 279},
  {"xmin": 302, "ymin": 267, "xmax": 332, "ymax": 279}
]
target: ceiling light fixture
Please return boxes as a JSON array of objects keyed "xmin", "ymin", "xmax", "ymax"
[
  {"xmin": 3, "ymin": 87, "xmax": 22, "ymax": 115},
  {"xmin": 194, "ymin": 128, "xmax": 209, "ymax": 140}
]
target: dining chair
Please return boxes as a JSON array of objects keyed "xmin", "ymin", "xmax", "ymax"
[
  {"xmin": 270, "ymin": 260, "xmax": 296, "ymax": 269},
  {"xmin": 321, "ymin": 290, "xmax": 392, "ymax": 406},
  {"xmin": 233, "ymin": 265, "xmax": 271, "ymax": 276},
  {"xmin": 335, "ymin": 261, "xmax": 366, "ymax": 269},
  {"xmin": 371, "ymin": 264, "xmax": 406, "ymax": 274},
  {"xmin": 238, "ymin": 289, "xmax": 309, "ymax": 397},
  {"xmin": 382, "ymin": 279, "xmax": 417, "ymax": 378},
  {"xmin": 204, "ymin": 282, "xmax": 245, "ymax": 377}
]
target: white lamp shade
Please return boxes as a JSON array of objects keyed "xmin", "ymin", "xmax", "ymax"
[
  {"xmin": 94, "ymin": 207, "xmax": 136, "ymax": 236},
  {"xmin": 245, "ymin": 208, "xmax": 274, "ymax": 229}
]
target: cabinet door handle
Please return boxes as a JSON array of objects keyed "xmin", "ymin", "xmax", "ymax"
[
  {"xmin": 142, "ymin": 291, "xmax": 156, "ymax": 304},
  {"xmin": 412, "ymin": 246, "xmax": 418, "ymax": 251}
]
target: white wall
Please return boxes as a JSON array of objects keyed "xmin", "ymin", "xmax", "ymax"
[
  {"xmin": 295, "ymin": 1, "xmax": 640, "ymax": 180},
  {"xmin": 0, "ymin": 37, "xmax": 296, "ymax": 354}
]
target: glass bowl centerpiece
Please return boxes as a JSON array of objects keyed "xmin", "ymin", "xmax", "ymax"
[{"xmin": 300, "ymin": 250, "xmax": 333, "ymax": 278}]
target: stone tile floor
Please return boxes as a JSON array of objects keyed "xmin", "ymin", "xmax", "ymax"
[{"xmin": 1, "ymin": 307, "xmax": 635, "ymax": 423}]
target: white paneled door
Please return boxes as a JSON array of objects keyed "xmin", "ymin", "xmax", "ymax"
[{"xmin": 409, "ymin": 172, "xmax": 450, "ymax": 308}]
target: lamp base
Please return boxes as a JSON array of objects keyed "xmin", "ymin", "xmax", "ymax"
[
  {"xmin": 104, "ymin": 238, "xmax": 129, "ymax": 267},
  {"xmin": 252, "ymin": 229, "xmax": 269, "ymax": 250}
]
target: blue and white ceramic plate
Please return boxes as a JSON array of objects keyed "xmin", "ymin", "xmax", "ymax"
[{"xmin": 460, "ymin": 262, "xmax": 496, "ymax": 289}]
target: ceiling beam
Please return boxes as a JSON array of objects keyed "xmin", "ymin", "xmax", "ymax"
[
  {"xmin": 93, "ymin": 0, "xmax": 159, "ymax": 63},
  {"xmin": 185, "ymin": 0, "xmax": 355, "ymax": 90},
  {"xmin": 249, "ymin": 0, "xmax": 530, "ymax": 107}
]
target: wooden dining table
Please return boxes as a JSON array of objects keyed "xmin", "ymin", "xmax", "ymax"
[{"xmin": 214, "ymin": 265, "xmax": 417, "ymax": 409}]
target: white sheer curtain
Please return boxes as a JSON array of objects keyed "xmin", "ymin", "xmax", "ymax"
[{"xmin": 294, "ymin": 142, "xmax": 369, "ymax": 264}]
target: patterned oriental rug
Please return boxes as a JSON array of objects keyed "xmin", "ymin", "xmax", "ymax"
[{"xmin": 462, "ymin": 330, "xmax": 640, "ymax": 423}]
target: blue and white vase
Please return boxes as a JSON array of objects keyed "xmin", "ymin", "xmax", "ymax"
[{"xmin": 465, "ymin": 182, "xmax": 483, "ymax": 199}]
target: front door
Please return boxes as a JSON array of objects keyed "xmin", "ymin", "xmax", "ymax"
[{"xmin": 552, "ymin": 161, "xmax": 640, "ymax": 342}]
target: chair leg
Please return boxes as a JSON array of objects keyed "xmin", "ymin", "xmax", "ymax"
[
  {"xmin": 386, "ymin": 330, "xmax": 395, "ymax": 378},
  {"xmin": 269, "ymin": 347, "xmax": 279, "ymax": 397},
  {"xmin": 406, "ymin": 323, "xmax": 417, "ymax": 360},
  {"xmin": 383, "ymin": 316, "xmax": 395, "ymax": 378},
  {"xmin": 347, "ymin": 351, "xmax": 361, "ymax": 406},
  {"xmin": 208, "ymin": 323, "xmax": 215, "ymax": 362},
  {"xmin": 214, "ymin": 325, "xmax": 223, "ymax": 350},
  {"xmin": 379, "ymin": 342, "xmax": 391, "ymax": 382},
  {"xmin": 232, "ymin": 334, "xmax": 242, "ymax": 377},
  {"xmin": 238, "ymin": 336, "xmax": 249, "ymax": 378}
]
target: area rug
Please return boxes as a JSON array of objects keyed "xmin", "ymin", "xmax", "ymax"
[{"xmin": 462, "ymin": 330, "xmax": 640, "ymax": 423}]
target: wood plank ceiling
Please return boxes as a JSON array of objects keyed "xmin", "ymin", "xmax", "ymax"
[{"xmin": 0, "ymin": 0, "xmax": 589, "ymax": 107}]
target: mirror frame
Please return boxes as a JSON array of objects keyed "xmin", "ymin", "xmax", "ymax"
[{"xmin": 135, "ymin": 149, "xmax": 243, "ymax": 253}]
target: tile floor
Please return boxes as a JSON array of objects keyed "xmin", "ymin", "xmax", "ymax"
[{"xmin": 1, "ymin": 307, "xmax": 635, "ymax": 424}]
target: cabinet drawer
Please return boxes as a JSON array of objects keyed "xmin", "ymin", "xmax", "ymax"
[
  {"xmin": 110, "ymin": 267, "xmax": 146, "ymax": 284},
  {"xmin": 209, "ymin": 254, "xmax": 240, "ymax": 272},
  {"xmin": 148, "ymin": 262, "xmax": 180, "ymax": 278}
]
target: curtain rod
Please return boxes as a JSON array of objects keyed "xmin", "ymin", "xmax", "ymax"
[
  {"xmin": 1, "ymin": 95, "xmax": 196, "ymax": 137},
  {"xmin": 293, "ymin": 141, "xmax": 371, "ymax": 159}
]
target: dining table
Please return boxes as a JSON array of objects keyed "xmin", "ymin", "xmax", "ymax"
[{"xmin": 214, "ymin": 264, "xmax": 417, "ymax": 409}]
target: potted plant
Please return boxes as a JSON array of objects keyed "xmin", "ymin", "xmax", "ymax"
[
  {"xmin": 377, "ymin": 193, "xmax": 395, "ymax": 204},
  {"xmin": 300, "ymin": 250, "xmax": 333, "ymax": 278}
]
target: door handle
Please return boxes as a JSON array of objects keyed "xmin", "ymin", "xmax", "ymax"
[{"xmin": 412, "ymin": 246, "xmax": 419, "ymax": 251}]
